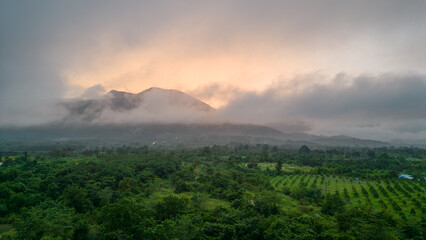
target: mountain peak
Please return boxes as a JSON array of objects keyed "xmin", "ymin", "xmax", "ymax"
[
  {"xmin": 107, "ymin": 89, "xmax": 122, "ymax": 94},
  {"xmin": 108, "ymin": 87, "xmax": 179, "ymax": 95},
  {"xmin": 143, "ymin": 87, "xmax": 165, "ymax": 92},
  {"xmin": 136, "ymin": 87, "xmax": 214, "ymax": 112},
  {"xmin": 63, "ymin": 87, "xmax": 214, "ymax": 122},
  {"xmin": 107, "ymin": 89, "xmax": 135, "ymax": 96},
  {"xmin": 139, "ymin": 87, "xmax": 185, "ymax": 95}
]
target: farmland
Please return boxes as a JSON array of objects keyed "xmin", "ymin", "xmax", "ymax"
[
  {"xmin": 271, "ymin": 174, "xmax": 425, "ymax": 220},
  {"xmin": 0, "ymin": 145, "xmax": 425, "ymax": 239}
]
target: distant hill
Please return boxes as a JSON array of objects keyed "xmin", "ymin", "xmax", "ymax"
[{"xmin": 0, "ymin": 122, "xmax": 390, "ymax": 151}]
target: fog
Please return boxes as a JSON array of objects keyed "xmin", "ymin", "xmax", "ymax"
[
  {"xmin": 36, "ymin": 72, "xmax": 424, "ymax": 142},
  {"xmin": 0, "ymin": 73, "xmax": 425, "ymax": 143},
  {"xmin": 217, "ymin": 73, "xmax": 426, "ymax": 141},
  {"xmin": 1, "ymin": 1, "xmax": 426, "ymax": 142},
  {"xmin": 60, "ymin": 87, "xmax": 216, "ymax": 125}
]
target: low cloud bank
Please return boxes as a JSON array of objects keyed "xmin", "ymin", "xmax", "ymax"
[
  {"xmin": 1, "ymin": 72, "xmax": 425, "ymax": 142},
  {"xmin": 217, "ymin": 73, "xmax": 426, "ymax": 141}
]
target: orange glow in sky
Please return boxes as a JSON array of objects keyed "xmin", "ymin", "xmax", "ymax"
[{"xmin": 63, "ymin": 37, "xmax": 326, "ymax": 108}]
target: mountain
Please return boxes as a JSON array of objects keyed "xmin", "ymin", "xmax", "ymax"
[
  {"xmin": 107, "ymin": 87, "xmax": 214, "ymax": 112},
  {"xmin": 62, "ymin": 87, "xmax": 214, "ymax": 122},
  {"xmin": 0, "ymin": 87, "xmax": 393, "ymax": 151}
]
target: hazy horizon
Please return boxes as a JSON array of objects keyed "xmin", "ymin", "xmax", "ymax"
[{"xmin": 1, "ymin": 1, "xmax": 426, "ymax": 142}]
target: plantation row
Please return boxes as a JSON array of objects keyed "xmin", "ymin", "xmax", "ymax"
[{"xmin": 271, "ymin": 174, "xmax": 425, "ymax": 220}]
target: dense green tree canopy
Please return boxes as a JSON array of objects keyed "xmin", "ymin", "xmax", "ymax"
[{"xmin": 0, "ymin": 145, "xmax": 424, "ymax": 239}]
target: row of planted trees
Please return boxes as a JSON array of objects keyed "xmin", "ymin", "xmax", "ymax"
[{"xmin": 273, "ymin": 172, "xmax": 424, "ymax": 220}]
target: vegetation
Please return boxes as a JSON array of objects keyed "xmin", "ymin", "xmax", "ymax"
[{"xmin": 0, "ymin": 145, "xmax": 425, "ymax": 239}]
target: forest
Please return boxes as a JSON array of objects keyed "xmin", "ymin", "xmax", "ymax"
[{"xmin": 0, "ymin": 145, "xmax": 425, "ymax": 239}]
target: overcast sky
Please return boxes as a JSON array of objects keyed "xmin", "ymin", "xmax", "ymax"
[{"xmin": 1, "ymin": 1, "xmax": 426, "ymax": 141}]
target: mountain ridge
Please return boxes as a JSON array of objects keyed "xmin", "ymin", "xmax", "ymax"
[
  {"xmin": 0, "ymin": 122, "xmax": 390, "ymax": 151},
  {"xmin": 62, "ymin": 87, "xmax": 214, "ymax": 122},
  {"xmin": 0, "ymin": 87, "xmax": 396, "ymax": 150}
]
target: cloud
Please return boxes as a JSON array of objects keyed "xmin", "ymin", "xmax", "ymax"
[
  {"xmin": 1, "ymin": 0, "xmax": 426, "ymax": 142},
  {"xmin": 386, "ymin": 120, "xmax": 426, "ymax": 134},
  {"xmin": 218, "ymin": 73, "xmax": 426, "ymax": 140},
  {"xmin": 189, "ymin": 83, "xmax": 244, "ymax": 108},
  {"xmin": 61, "ymin": 87, "xmax": 215, "ymax": 124},
  {"xmin": 80, "ymin": 84, "xmax": 106, "ymax": 99},
  {"xmin": 285, "ymin": 73, "xmax": 426, "ymax": 120}
]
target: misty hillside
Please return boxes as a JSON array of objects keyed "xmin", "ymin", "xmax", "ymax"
[
  {"xmin": 0, "ymin": 122, "xmax": 389, "ymax": 151},
  {"xmin": 62, "ymin": 87, "xmax": 214, "ymax": 122},
  {"xmin": 0, "ymin": 87, "xmax": 398, "ymax": 151},
  {"xmin": 0, "ymin": 87, "xmax": 394, "ymax": 151}
]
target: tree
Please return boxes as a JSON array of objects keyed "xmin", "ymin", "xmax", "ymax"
[
  {"xmin": 99, "ymin": 197, "xmax": 153, "ymax": 237},
  {"xmin": 118, "ymin": 177, "xmax": 140, "ymax": 194},
  {"xmin": 275, "ymin": 159, "xmax": 283, "ymax": 175},
  {"xmin": 201, "ymin": 147, "xmax": 211, "ymax": 156},
  {"xmin": 321, "ymin": 192, "xmax": 345, "ymax": 216},
  {"xmin": 367, "ymin": 150, "xmax": 376, "ymax": 158},
  {"xmin": 13, "ymin": 203, "xmax": 76, "ymax": 240},
  {"xmin": 62, "ymin": 185, "xmax": 93, "ymax": 213},
  {"xmin": 155, "ymin": 195, "xmax": 188, "ymax": 220},
  {"xmin": 261, "ymin": 149, "xmax": 270, "ymax": 162},
  {"xmin": 264, "ymin": 215, "xmax": 315, "ymax": 240},
  {"xmin": 298, "ymin": 145, "xmax": 311, "ymax": 154}
]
